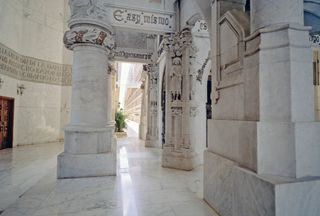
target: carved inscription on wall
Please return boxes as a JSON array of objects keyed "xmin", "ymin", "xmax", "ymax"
[
  {"xmin": 0, "ymin": 43, "xmax": 72, "ymax": 86},
  {"xmin": 112, "ymin": 7, "xmax": 175, "ymax": 32},
  {"xmin": 113, "ymin": 50, "xmax": 153, "ymax": 61}
]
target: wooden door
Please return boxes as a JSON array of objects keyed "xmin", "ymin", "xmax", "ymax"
[{"xmin": 0, "ymin": 97, "xmax": 14, "ymax": 150}]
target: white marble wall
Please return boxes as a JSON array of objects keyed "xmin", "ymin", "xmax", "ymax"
[
  {"xmin": 0, "ymin": 0, "xmax": 72, "ymax": 64},
  {"xmin": 0, "ymin": 0, "xmax": 72, "ymax": 146},
  {"xmin": 0, "ymin": 74, "xmax": 71, "ymax": 146}
]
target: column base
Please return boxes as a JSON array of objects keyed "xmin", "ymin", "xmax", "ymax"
[
  {"xmin": 204, "ymin": 150, "xmax": 320, "ymax": 216},
  {"xmin": 162, "ymin": 147, "xmax": 196, "ymax": 171},
  {"xmin": 57, "ymin": 125, "xmax": 117, "ymax": 179},
  {"xmin": 57, "ymin": 152, "xmax": 116, "ymax": 179},
  {"xmin": 139, "ymin": 123, "xmax": 146, "ymax": 140},
  {"xmin": 145, "ymin": 138, "xmax": 159, "ymax": 148}
]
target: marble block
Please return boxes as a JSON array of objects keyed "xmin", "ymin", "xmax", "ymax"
[
  {"xmin": 162, "ymin": 147, "xmax": 196, "ymax": 171},
  {"xmin": 294, "ymin": 122, "xmax": 320, "ymax": 178},
  {"xmin": 204, "ymin": 150, "xmax": 236, "ymax": 216},
  {"xmin": 204, "ymin": 150, "xmax": 320, "ymax": 216},
  {"xmin": 232, "ymin": 167, "xmax": 276, "ymax": 216},
  {"xmin": 57, "ymin": 152, "xmax": 116, "ymax": 179},
  {"xmin": 208, "ymin": 120, "xmax": 257, "ymax": 171},
  {"xmin": 233, "ymin": 167, "xmax": 320, "ymax": 216},
  {"xmin": 257, "ymin": 121, "xmax": 320, "ymax": 178},
  {"xmin": 64, "ymin": 125, "xmax": 115, "ymax": 154}
]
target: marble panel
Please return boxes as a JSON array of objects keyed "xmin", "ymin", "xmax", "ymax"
[
  {"xmin": 220, "ymin": 21, "xmax": 239, "ymax": 67},
  {"xmin": 233, "ymin": 167, "xmax": 275, "ymax": 216},
  {"xmin": 276, "ymin": 178, "xmax": 320, "ymax": 216},
  {"xmin": 257, "ymin": 122, "xmax": 296, "ymax": 177},
  {"xmin": 204, "ymin": 150, "xmax": 236, "ymax": 216},
  {"xmin": 204, "ymin": 149, "xmax": 320, "ymax": 216},
  {"xmin": 208, "ymin": 120, "xmax": 257, "ymax": 171},
  {"xmin": 64, "ymin": 126, "xmax": 114, "ymax": 154},
  {"xmin": 290, "ymin": 60, "xmax": 314, "ymax": 122},
  {"xmin": 213, "ymin": 84, "xmax": 245, "ymax": 120},
  {"xmin": 295, "ymin": 122, "xmax": 320, "ymax": 178}
]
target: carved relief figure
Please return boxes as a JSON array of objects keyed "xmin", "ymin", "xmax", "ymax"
[{"xmin": 170, "ymin": 57, "xmax": 182, "ymax": 101}]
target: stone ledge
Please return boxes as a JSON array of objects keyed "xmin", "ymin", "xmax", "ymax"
[{"xmin": 204, "ymin": 150, "xmax": 320, "ymax": 216}]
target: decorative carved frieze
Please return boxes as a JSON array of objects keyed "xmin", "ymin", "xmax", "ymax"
[
  {"xmin": 113, "ymin": 51, "xmax": 153, "ymax": 62},
  {"xmin": 144, "ymin": 64, "xmax": 158, "ymax": 85},
  {"xmin": 0, "ymin": 43, "xmax": 72, "ymax": 86},
  {"xmin": 161, "ymin": 28, "xmax": 193, "ymax": 55},
  {"xmin": 64, "ymin": 25, "xmax": 115, "ymax": 51}
]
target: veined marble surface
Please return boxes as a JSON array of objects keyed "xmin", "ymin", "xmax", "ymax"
[{"xmin": 0, "ymin": 137, "xmax": 217, "ymax": 216}]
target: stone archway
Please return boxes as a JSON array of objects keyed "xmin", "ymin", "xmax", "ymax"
[{"xmin": 58, "ymin": 0, "xmax": 178, "ymax": 178}]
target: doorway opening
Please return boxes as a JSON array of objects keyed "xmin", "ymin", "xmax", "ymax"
[
  {"xmin": 115, "ymin": 62, "xmax": 144, "ymax": 139},
  {"xmin": 0, "ymin": 96, "xmax": 14, "ymax": 150}
]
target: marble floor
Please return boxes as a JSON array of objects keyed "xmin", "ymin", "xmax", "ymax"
[{"xmin": 0, "ymin": 137, "xmax": 218, "ymax": 216}]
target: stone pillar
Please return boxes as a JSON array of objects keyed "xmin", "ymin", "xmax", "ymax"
[
  {"xmin": 251, "ymin": 0, "xmax": 316, "ymax": 178},
  {"xmin": 161, "ymin": 28, "xmax": 196, "ymax": 170},
  {"xmin": 139, "ymin": 70, "xmax": 148, "ymax": 140},
  {"xmin": 145, "ymin": 64, "xmax": 159, "ymax": 147},
  {"xmin": 204, "ymin": 0, "xmax": 320, "ymax": 215},
  {"xmin": 57, "ymin": 22, "xmax": 117, "ymax": 178}
]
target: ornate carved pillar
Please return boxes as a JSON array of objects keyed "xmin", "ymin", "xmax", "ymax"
[
  {"xmin": 161, "ymin": 28, "xmax": 196, "ymax": 171},
  {"xmin": 57, "ymin": 11, "xmax": 116, "ymax": 178},
  {"xmin": 145, "ymin": 64, "xmax": 159, "ymax": 147}
]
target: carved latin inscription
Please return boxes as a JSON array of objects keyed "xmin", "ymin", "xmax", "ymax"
[
  {"xmin": 0, "ymin": 43, "xmax": 71, "ymax": 86},
  {"xmin": 113, "ymin": 8, "xmax": 172, "ymax": 28}
]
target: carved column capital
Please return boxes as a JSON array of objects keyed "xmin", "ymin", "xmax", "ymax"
[
  {"xmin": 64, "ymin": 25, "xmax": 115, "ymax": 52},
  {"xmin": 166, "ymin": 28, "xmax": 193, "ymax": 62},
  {"xmin": 144, "ymin": 64, "xmax": 159, "ymax": 85}
]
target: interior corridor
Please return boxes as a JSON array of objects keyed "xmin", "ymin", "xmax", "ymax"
[{"xmin": 0, "ymin": 130, "xmax": 217, "ymax": 216}]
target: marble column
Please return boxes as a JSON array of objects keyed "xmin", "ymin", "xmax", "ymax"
[
  {"xmin": 57, "ymin": 22, "xmax": 117, "ymax": 178},
  {"xmin": 145, "ymin": 64, "xmax": 159, "ymax": 147},
  {"xmin": 161, "ymin": 28, "xmax": 196, "ymax": 171}
]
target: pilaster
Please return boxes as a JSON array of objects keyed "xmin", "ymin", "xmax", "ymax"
[{"xmin": 145, "ymin": 64, "xmax": 160, "ymax": 147}]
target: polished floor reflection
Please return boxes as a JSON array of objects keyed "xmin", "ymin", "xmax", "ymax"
[{"xmin": 0, "ymin": 137, "xmax": 217, "ymax": 216}]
